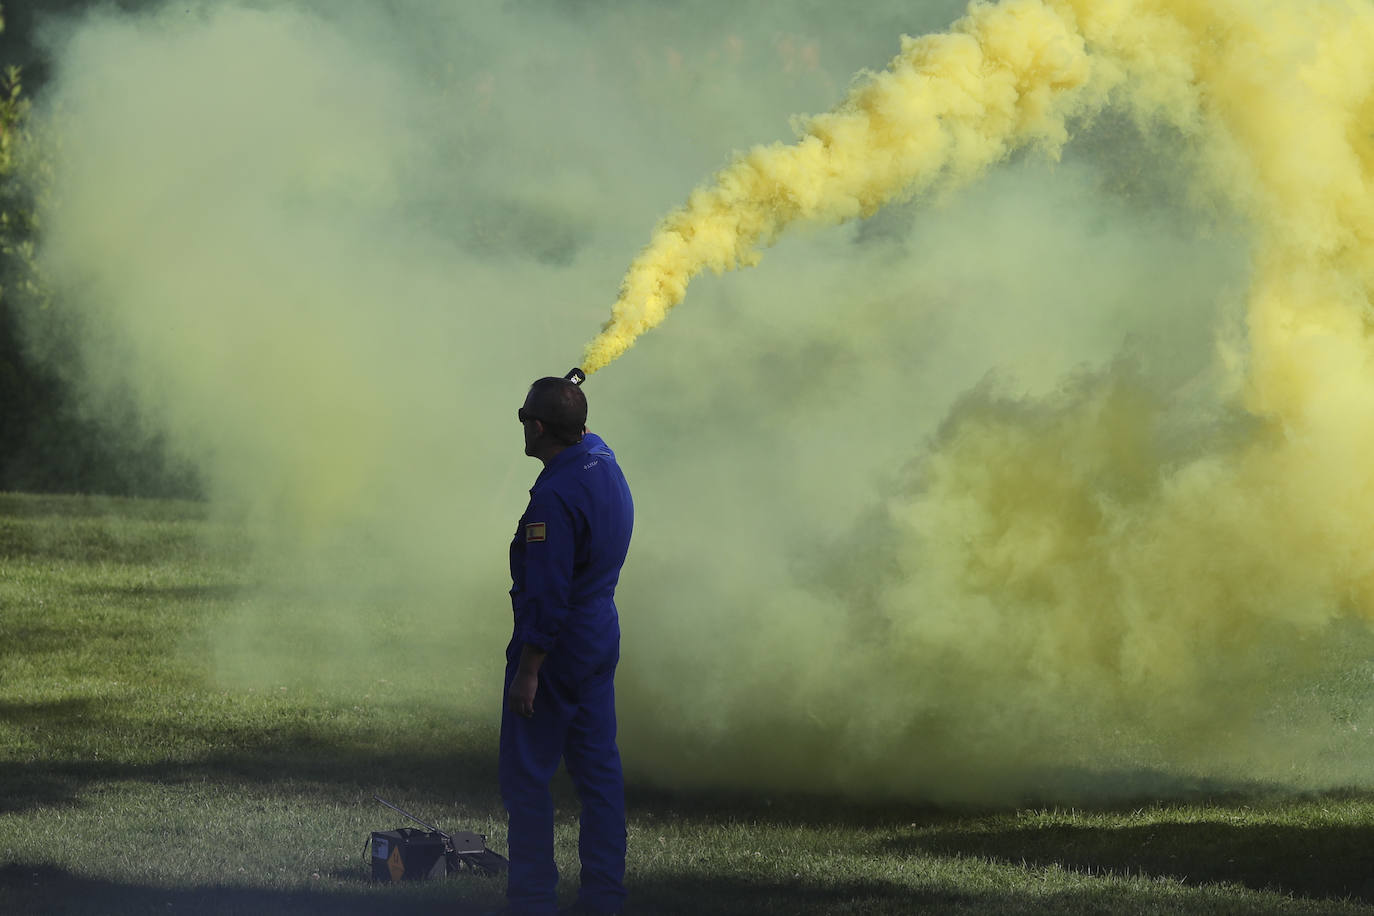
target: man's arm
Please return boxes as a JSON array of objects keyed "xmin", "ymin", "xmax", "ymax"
[
  {"xmin": 507, "ymin": 644, "xmax": 546, "ymax": 718},
  {"xmin": 507, "ymin": 491, "xmax": 575, "ymax": 718},
  {"xmin": 512, "ymin": 491, "xmax": 577, "ymax": 651}
]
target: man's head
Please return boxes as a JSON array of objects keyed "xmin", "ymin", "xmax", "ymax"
[{"xmin": 520, "ymin": 377, "xmax": 588, "ymax": 460}]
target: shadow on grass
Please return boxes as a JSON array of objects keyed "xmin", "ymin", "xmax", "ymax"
[
  {"xmin": 623, "ymin": 774, "xmax": 1285, "ymax": 833},
  {"xmin": 0, "ymin": 696, "xmax": 98, "ymax": 723},
  {"xmin": 0, "ymin": 863, "xmax": 500, "ymax": 916},
  {"xmin": 0, "ymin": 863, "xmax": 1060, "ymax": 916},
  {"xmin": 0, "ymin": 700, "xmax": 503, "ymax": 815},
  {"xmin": 9, "ymin": 863, "xmax": 1338, "ymax": 916},
  {"xmin": 630, "ymin": 873, "xmax": 970, "ymax": 916},
  {"xmin": 1, "ymin": 697, "xmax": 938, "ymax": 831},
  {"xmin": 0, "ymin": 864, "xmax": 936, "ymax": 916},
  {"xmin": 881, "ymin": 810, "xmax": 1374, "ymax": 906}
]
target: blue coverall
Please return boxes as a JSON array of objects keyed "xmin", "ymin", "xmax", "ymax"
[{"xmin": 502, "ymin": 432, "xmax": 634, "ymax": 914}]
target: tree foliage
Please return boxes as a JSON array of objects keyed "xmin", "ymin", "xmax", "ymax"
[
  {"xmin": 0, "ymin": 4, "xmax": 199, "ymax": 497},
  {"xmin": 1, "ymin": 47, "xmax": 40, "ymax": 306}
]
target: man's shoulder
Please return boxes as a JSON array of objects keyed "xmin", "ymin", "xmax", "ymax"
[
  {"xmin": 582, "ymin": 432, "xmax": 614, "ymax": 458},
  {"xmin": 537, "ymin": 438, "xmax": 625, "ymax": 498}
]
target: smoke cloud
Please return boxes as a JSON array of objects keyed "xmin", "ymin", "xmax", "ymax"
[{"xmin": 19, "ymin": 0, "xmax": 1374, "ymax": 802}]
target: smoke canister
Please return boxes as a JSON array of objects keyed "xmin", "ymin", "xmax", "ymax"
[{"xmin": 565, "ymin": 368, "xmax": 586, "ymax": 386}]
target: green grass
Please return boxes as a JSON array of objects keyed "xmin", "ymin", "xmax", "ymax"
[{"xmin": 2, "ymin": 491, "xmax": 1373, "ymax": 914}]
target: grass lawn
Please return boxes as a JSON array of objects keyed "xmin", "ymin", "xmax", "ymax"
[{"xmin": 2, "ymin": 491, "xmax": 1373, "ymax": 915}]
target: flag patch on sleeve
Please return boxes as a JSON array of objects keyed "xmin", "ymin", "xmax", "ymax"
[{"xmin": 526, "ymin": 522, "xmax": 547, "ymax": 542}]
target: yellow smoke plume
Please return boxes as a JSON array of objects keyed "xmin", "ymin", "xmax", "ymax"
[
  {"xmin": 585, "ymin": 0, "xmax": 1374, "ymax": 795},
  {"xmin": 582, "ymin": 0, "xmax": 1104, "ymax": 373},
  {"xmin": 584, "ymin": 0, "xmax": 1374, "ymax": 646},
  {"xmin": 583, "ymin": 0, "xmax": 1374, "ymax": 386}
]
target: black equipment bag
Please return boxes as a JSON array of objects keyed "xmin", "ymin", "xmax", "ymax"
[
  {"xmin": 368, "ymin": 826, "xmax": 508, "ymax": 881},
  {"xmin": 370, "ymin": 828, "xmax": 447, "ymax": 882}
]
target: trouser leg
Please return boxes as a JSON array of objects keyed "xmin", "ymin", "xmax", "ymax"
[
  {"xmin": 563, "ymin": 668, "xmax": 627, "ymax": 912},
  {"xmin": 499, "ymin": 661, "xmax": 571, "ymax": 914}
]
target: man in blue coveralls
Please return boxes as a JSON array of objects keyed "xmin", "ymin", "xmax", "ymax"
[{"xmin": 501, "ymin": 375, "xmax": 634, "ymax": 916}]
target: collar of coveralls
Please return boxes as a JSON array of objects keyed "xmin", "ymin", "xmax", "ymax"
[{"xmin": 530, "ymin": 433, "xmax": 597, "ymax": 491}]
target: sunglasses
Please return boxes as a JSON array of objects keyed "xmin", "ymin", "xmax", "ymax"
[{"xmin": 517, "ymin": 407, "xmax": 546, "ymax": 424}]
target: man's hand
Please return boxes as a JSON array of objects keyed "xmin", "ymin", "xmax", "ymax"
[
  {"xmin": 507, "ymin": 644, "xmax": 547, "ymax": 718},
  {"xmin": 507, "ymin": 670, "xmax": 538, "ymax": 718}
]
